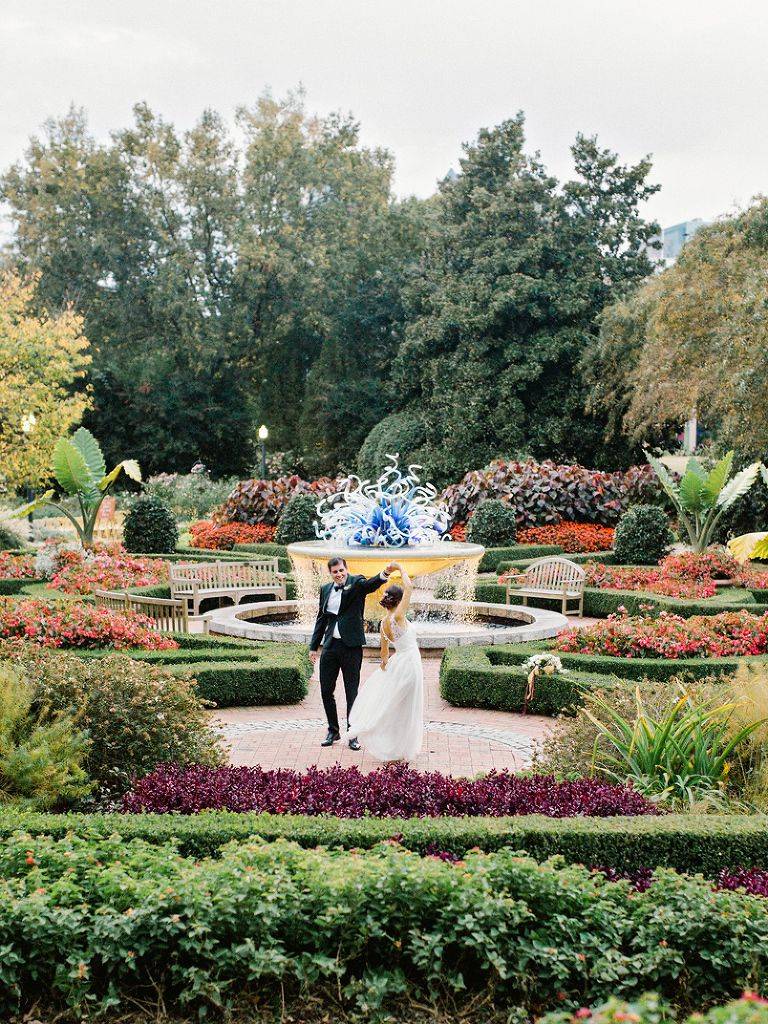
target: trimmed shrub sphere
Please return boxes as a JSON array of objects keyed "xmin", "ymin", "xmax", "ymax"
[
  {"xmin": 614, "ymin": 504, "xmax": 672, "ymax": 565},
  {"xmin": 123, "ymin": 497, "xmax": 179, "ymax": 554},
  {"xmin": 466, "ymin": 499, "xmax": 517, "ymax": 547},
  {"xmin": 275, "ymin": 494, "xmax": 317, "ymax": 545}
]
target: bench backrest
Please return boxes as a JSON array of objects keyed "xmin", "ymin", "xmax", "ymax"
[
  {"xmin": 524, "ymin": 556, "xmax": 585, "ymax": 590},
  {"xmin": 93, "ymin": 588, "xmax": 129, "ymax": 613},
  {"xmin": 169, "ymin": 559, "xmax": 280, "ymax": 587},
  {"xmin": 94, "ymin": 588, "xmax": 189, "ymax": 633}
]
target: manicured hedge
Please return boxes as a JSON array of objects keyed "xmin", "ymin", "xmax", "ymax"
[
  {"xmin": 74, "ymin": 634, "xmax": 310, "ymax": 706},
  {"xmin": 3, "ymin": 831, "xmax": 768, "ymax": 1016},
  {"xmin": 0, "ymin": 577, "xmax": 45, "ymax": 596},
  {"xmin": 496, "ymin": 551, "xmax": 617, "ymax": 574},
  {"xmin": 440, "ymin": 645, "xmax": 603, "ymax": 715},
  {"xmin": 476, "ymin": 577, "xmax": 768, "ymax": 619},
  {"xmin": 233, "ymin": 541, "xmax": 292, "ymax": 572},
  {"xmin": 487, "ymin": 640, "xmax": 768, "ymax": 682},
  {"xmin": 479, "ymin": 544, "xmax": 563, "ymax": 572},
  {"xmin": 3, "ymin": 810, "xmax": 768, "ymax": 875}
]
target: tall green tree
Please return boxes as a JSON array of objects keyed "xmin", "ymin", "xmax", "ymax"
[{"xmin": 392, "ymin": 117, "xmax": 659, "ymax": 485}]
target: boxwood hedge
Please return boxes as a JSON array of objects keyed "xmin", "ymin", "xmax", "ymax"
[
  {"xmin": 2, "ymin": 809, "xmax": 768, "ymax": 875},
  {"xmin": 74, "ymin": 634, "xmax": 310, "ymax": 706}
]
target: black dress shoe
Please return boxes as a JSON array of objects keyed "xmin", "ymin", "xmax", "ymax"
[
  {"xmin": 321, "ymin": 731, "xmax": 340, "ymax": 747},
  {"xmin": 348, "ymin": 738, "xmax": 361, "ymax": 751}
]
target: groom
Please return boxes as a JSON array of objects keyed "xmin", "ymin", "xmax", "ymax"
[{"xmin": 310, "ymin": 556, "xmax": 395, "ymax": 749}]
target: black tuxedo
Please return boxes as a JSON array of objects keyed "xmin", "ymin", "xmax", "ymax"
[{"xmin": 311, "ymin": 572, "xmax": 387, "ymax": 735}]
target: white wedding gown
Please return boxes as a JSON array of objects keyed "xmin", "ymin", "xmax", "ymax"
[{"xmin": 347, "ymin": 619, "xmax": 424, "ymax": 761}]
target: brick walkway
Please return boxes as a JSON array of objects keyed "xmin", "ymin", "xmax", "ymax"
[{"xmin": 213, "ymin": 613, "xmax": 598, "ymax": 776}]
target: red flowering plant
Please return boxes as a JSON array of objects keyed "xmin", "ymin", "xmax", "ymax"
[
  {"xmin": 556, "ymin": 608, "xmax": 768, "ymax": 660},
  {"xmin": 0, "ymin": 552, "xmax": 37, "ymax": 580},
  {"xmin": 47, "ymin": 546, "xmax": 168, "ymax": 595},
  {"xmin": 0, "ymin": 599, "xmax": 177, "ymax": 650},
  {"xmin": 188, "ymin": 521, "xmax": 276, "ymax": 550},
  {"xmin": 582, "ymin": 549, "xmax": 768, "ymax": 600},
  {"xmin": 517, "ymin": 522, "xmax": 615, "ymax": 553}
]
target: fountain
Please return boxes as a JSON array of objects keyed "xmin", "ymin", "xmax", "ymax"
[{"xmin": 207, "ymin": 456, "xmax": 568, "ymax": 649}]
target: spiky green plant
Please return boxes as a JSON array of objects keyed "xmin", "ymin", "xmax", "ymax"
[
  {"xmin": 646, "ymin": 450, "xmax": 762, "ymax": 553},
  {"xmin": 11, "ymin": 428, "xmax": 140, "ymax": 548}
]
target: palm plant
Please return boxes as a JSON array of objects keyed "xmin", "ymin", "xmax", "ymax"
[
  {"xmin": 646, "ymin": 450, "xmax": 762, "ymax": 553},
  {"xmin": 11, "ymin": 428, "xmax": 140, "ymax": 548},
  {"xmin": 585, "ymin": 686, "xmax": 763, "ymax": 807}
]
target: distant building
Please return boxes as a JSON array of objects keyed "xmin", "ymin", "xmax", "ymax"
[{"xmin": 645, "ymin": 217, "xmax": 706, "ymax": 268}]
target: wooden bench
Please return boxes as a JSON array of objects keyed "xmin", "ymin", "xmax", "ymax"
[
  {"xmin": 93, "ymin": 589, "xmax": 206, "ymax": 634},
  {"xmin": 501, "ymin": 556, "xmax": 586, "ymax": 617},
  {"xmin": 168, "ymin": 559, "xmax": 287, "ymax": 616}
]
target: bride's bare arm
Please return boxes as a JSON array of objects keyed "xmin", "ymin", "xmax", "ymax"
[
  {"xmin": 380, "ymin": 621, "xmax": 390, "ymax": 669},
  {"xmin": 392, "ymin": 563, "xmax": 413, "ymax": 616}
]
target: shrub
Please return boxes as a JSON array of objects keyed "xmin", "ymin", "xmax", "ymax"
[
  {"xmin": 22, "ymin": 649, "xmax": 223, "ymax": 795},
  {"xmin": 614, "ymin": 504, "xmax": 673, "ymax": 565},
  {"xmin": 122, "ymin": 762, "xmax": 656, "ymax": 816},
  {"xmin": 275, "ymin": 494, "xmax": 318, "ymax": 544},
  {"xmin": 3, "ymin": 833, "xmax": 768, "ymax": 1017},
  {"xmin": 0, "ymin": 520, "xmax": 24, "ymax": 550},
  {"xmin": 220, "ymin": 474, "xmax": 345, "ymax": 526},
  {"xmin": 441, "ymin": 459, "xmax": 662, "ymax": 527},
  {"xmin": 357, "ymin": 410, "xmax": 428, "ymax": 480},
  {"xmin": 47, "ymin": 546, "xmax": 168, "ymax": 595},
  {"xmin": 467, "ymin": 499, "xmax": 517, "ymax": 546},
  {"xmin": 556, "ymin": 609, "xmax": 768, "ymax": 660},
  {"xmin": 517, "ymin": 522, "xmax": 615, "ymax": 553},
  {"xmin": 0, "ymin": 661, "xmax": 90, "ymax": 809},
  {"xmin": 123, "ymin": 497, "xmax": 178, "ymax": 553},
  {"xmin": 144, "ymin": 470, "xmax": 239, "ymax": 519},
  {"xmin": 0, "ymin": 600, "xmax": 177, "ymax": 650},
  {"xmin": 188, "ymin": 520, "xmax": 276, "ymax": 549}
]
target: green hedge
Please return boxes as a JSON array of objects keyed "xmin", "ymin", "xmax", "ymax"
[
  {"xmin": 232, "ymin": 541, "xmax": 292, "ymax": 572},
  {"xmin": 1, "ymin": 830, "xmax": 767, "ymax": 1016},
  {"xmin": 0, "ymin": 577, "xmax": 45, "ymax": 596},
  {"xmin": 440, "ymin": 645, "xmax": 603, "ymax": 715},
  {"xmin": 476, "ymin": 578, "xmax": 768, "ymax": 619},
  {"xmin": 486, "ymin": 640, "xmax": 768, "ymax": 682},
  {"xmin": 2, "ymin": 808, "xmax": 768, "ymax": 873},
  {"xmin": 74, "ymin": 634, "xmax": 310, "ymax": 707},
  {"xmin": 479, "ymin": 544, "xmax": 563, "ymax": 572},
  {"xmin": 495, "ymin": 551, "xmax": 617, "ymax": 574}
]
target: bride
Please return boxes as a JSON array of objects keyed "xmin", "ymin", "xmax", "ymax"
[{"xmin": 346, "ymin": 562, "xmax": 424, "ymax": 762}]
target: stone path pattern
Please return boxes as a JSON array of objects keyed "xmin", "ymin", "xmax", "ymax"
[{"xmin": 214, "ymin": 613, "xmax": 598, "ymax": 776}]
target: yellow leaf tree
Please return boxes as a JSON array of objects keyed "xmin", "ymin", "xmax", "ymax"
[{"xmin": 0, "ymin": 272, "xmax": 91, "ymax": 493}]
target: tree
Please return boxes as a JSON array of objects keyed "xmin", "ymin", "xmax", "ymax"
[
  {"xmin": 392, "ymin": 118, "xmax": 660, "ymax": 485},
  {"xmin": 587, "ymin": 198, "xmax": 768, "ymax": 457},
  {"xmin": 0, "ymin": 273, "xmax": 91, "ymax": 493}
]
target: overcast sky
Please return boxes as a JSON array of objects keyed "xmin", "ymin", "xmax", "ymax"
[{"xmin": 1, "ymin": 0, "xmax": 767, "ymax": 228}]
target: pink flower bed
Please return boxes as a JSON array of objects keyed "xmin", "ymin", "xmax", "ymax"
[
  {"xmin": 0, "ymin": 552, "xmax": 37, "ymax": 580},
  {"xmin": 48, "ymin": 547, "xmax": 168, "ymax": 595},
  {"xmin": 583, "ymin": 551, "xmax": 768, "ymax": 600},
  {"xmin": 556, "ymin": 608, "xmax": 768, "ymax": 660},
  {"xmin": 0, "ymin": 599, "xmax": 177, "ymax": 650}
]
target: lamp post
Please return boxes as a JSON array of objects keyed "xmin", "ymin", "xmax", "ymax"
[
  {"xmin": 258, "ymin": 424, "xmax": 268, "ymax": 479},
  {"xmin": 20, "ymin": 413, "xmax": 37, "ymax": 542}
]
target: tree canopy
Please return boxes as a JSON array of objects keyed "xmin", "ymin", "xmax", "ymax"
[{"xmin": 586, "ymin": 198, "xmax": 768, "ymax": 459}]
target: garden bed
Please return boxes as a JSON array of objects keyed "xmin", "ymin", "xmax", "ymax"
[{"xmin": 1, "ymin": 829, "xmax": 767, "ymax": 1017}]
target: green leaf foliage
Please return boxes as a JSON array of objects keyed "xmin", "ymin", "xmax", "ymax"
[{"xmin": 51, "ymin": 437, "xmax": 92, "ymax": 495}]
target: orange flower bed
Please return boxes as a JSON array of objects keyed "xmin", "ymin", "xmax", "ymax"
[
  {"xmin": 189, "ymin": 521, "xmax": 276, "ymax": 550},
  {"xmin": 517, "ymin": 522, "xmax": 615, "ymax": 553}
]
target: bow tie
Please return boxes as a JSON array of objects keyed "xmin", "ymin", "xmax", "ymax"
[{"xmin": 333, "ymin": 584, "xmax": 344, "ymax": 591}]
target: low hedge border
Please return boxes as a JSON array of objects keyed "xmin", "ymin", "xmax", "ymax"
[
  {"xmin": 0, "ymin": 577, "xmax": 46, "ymax": 596},
  {"xmin": 74, "ymin": 634, "xmax": 310, "ymax": 706},
  {"xmin": 2, "ymin": 810, "xmax": 768, "ymax": 874},
  {"xmin": 479, "ymin": 544, "xmax": 564, "ymax": 572},
  {"xmin": 476, "ymin": 577, "xmax": 768, "ymax": 618},
  {"xmin": 495, "ymin": 551, "xmax": 618, "ymax": 574},
  {"xmin": 485, "ymin": 640, "xmax": 768, "ymax": 682},
  {"xmin": 439, "ymin": 645, "xmax": 606, "ymax": 715}
]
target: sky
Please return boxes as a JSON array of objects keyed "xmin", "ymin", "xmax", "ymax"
[{"xmin": 1, "ymin": 0, "xmax": 767, "ymax": 228}]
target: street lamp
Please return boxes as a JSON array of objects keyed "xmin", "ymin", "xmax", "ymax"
[
  {"xmin": 258, "ymin": 424, "xmax": 268, "ymax": 479},
  {"xmin": 20, "ymin": 413, "xmax": 37, "ymax": 542}
]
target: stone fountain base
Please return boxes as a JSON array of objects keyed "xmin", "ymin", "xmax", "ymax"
[{"xmin": 205, "ymin": 597, "xmax": 567, "ymax": 650}]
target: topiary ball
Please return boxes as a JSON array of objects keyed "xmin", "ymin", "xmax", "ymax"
[
  {"xmin": 466, "ymin": 499, "xmax": 517, "ymax": 547},
  {"xmin": 275, "ymin": 495, "xmax": 317, "ymax": 545},
  {"xmin": 123, "ymin": 497, "xmax": 179, "ymax": 554},
  {"xmin": 613, "ymin": 504, "xmax": 672, "ymax": 565}
]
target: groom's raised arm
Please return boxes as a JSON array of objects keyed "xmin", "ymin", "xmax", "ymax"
[{"xmin": 360, "ymin": 569, "xmax": 390, "ymax": 595}]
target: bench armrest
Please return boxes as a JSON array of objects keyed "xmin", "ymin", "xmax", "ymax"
[{"xmin": 501, "ymin": 573, "xmax": 527, "ymax": 583}]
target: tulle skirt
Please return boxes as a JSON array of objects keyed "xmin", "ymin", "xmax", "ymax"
[{"xmin": 347, "ymin": 648, "xmax": 424, "ymax": 761}]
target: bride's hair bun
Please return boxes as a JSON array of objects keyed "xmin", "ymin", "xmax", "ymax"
[{"xmin": 380, "ymin": 584, "xmax": 403, "ymax": 610}]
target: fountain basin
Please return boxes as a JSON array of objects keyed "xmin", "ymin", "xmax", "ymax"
[
  {"xmin": 287, "ymin": 540, "xmax": 484, "ymax": 581},
  {"xmin": 206, "ymin": 598, "xmax": 567, "ymax": 650}
]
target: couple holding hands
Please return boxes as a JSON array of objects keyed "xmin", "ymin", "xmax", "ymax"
[{"xmin": 309, "ymin": 557, "xmax": 424, "ymax": 762}]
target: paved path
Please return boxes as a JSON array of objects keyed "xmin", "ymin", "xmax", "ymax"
[{"xmin": 213, "ymin": 614, "xmax": 598, "ymax": 776}]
